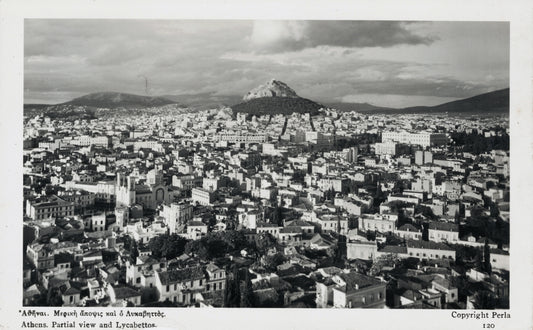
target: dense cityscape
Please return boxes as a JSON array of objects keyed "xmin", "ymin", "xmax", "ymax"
[{"xmin": 22, "ymin": 98, "xmax": 510, "ymax": 309}]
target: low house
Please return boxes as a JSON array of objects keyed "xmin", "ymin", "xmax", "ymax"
[
  {"xmin": 205, "ymin": 263, "xmax": 226, "ymax": 293},
  {"xmin": 428, "ymin": 222, "xmax": 459, "ymax": 243},
  {"xmin": 431, "ymin": 276, "xmax": 458, "ymax": 304},
  {"xmin": 394, "ymin": 224, "xmax": 422, "ymax": 241},
  {"xmin": 155, "ymin": 266, "xmax": 206, "ymax": 305},
  {"xmin": 490, "ymin": 249, "xmax": 509, "ymax": 271},
  {"xmin": 332, "ymin": 271, "xmax": 386, "ymax": 308},
  {"xmin": 108, "ymin": 285, "xmax": 142, "ymax": 306},
  {"xmin": 406, "ymin": 240, "xmax": 456, "ymax": 261},
  {"xmin": 346, "ymin": 239, "xmax": 378, "ymax": 261}
]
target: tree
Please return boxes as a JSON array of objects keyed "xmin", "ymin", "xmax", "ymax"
[
  {"xmin": 454, "ymin": 210, "xmax": 461, "ymax": 224},
  {"xmin": 185, "ymin": 231, "xmax": 249, "ymax": 260},
  {"xmin": 241, "ymin": 270, "xmax": 255, "ymax": 307},
  {"xmin": 254, "ymin": 233, "xmax": 277, "ymax": 258},
  {"xmin": 148, "ymin": 234, "xmax": 188, "ymax": 260},
  {"xmin": 271, "ymin": 206, "xmax": 283, "ymax": 226},
  {"xmin": 369, "ymin": 254, "xmax": 399, "ymax": 276},
  {"xmin": 326, "ymin": 188, "xmax": 335, "ymax": 201},
  {"xmin": 224, "ymin": 265, "xmax": 241, "ymax": 307},
  {"xmin": 262, "ymin": 253, "xmax": 286, "ymax": 272},
  {"xmin": 475, "ymin": 290, "xmax": 499, "ymax": 309},
  {"xmin": 483, "ymin": 240, "xmax": 492, "ymax": 275},
  {"xmin": 46, "ymin": 287, "xmax": 63, "ymax": 306},
  {"xmin": 123, "ymin": 235, "xmax": 139, "ymax": 261},
  {"xmin": 373, "ymin": 183, "xmax": 386, "ymax": 207}
]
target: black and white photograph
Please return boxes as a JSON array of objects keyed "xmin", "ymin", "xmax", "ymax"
[{"xmin": 1, "ymin": 1, "xmax": 532, "ymax": 329}]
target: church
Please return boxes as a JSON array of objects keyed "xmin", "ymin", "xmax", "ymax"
[{"xmin": 115, "ymin": 170, "xmax": 171, "ymax": 211}]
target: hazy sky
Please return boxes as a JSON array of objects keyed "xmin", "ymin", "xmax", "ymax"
[{"xmin": 24, "ymin": 20, "xmax": 509, "ymax": 107}]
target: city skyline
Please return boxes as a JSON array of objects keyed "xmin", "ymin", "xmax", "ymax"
[{"xmin": 24, "ymin": 20, "xmax": 509, "ymax": 107}]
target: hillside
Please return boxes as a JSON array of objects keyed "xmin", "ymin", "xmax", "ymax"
[
  {"xmin": 354, "ymin": 88, "xmax": 509, "ymax": 114},
  {"xmin": 231, "ymin": 96, "xmax": 323, "ymax": 116},
  {"xmin": 62, "ymin": 92, "xmax": 177, "ymax": 108},
  {"xmin": 401, "ymin": 88, "xmax": 509, "ymax": 114}
]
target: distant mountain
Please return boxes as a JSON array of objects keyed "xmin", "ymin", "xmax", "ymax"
[
  {"xmin": 348, "ymin": 88, "xmax": 509, "ymax": 114},
  {"xmin": 24, "ymin": 87, "xmax": 509, "ymax": 120},
  {"xmin": 62, "ymin": 92, "xmax": 177, "ymax": 109},
  {"xmin": 243, "ymin": 79, "xmax": 299, "ymax": 101},
  {"xmin": 399, "ymin": 88, "xmax": 509, "ymax": 114},
  {"xmin": 232, "ymin": 79, "xmax": 323, "ymax": 116}
]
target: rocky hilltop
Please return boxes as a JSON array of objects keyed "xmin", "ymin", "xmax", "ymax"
[
  {"xmin": 232, "ymin": 79, "xmax": 323, "ymax": 116},
  {"xmin": 243, "ymin": 79, "xmax": 299, "ymax": 101}
]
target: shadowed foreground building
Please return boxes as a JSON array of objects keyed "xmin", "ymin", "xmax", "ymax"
[{"xmin": 316, "ymin": 271, "xmax": 386, "ymax": 308}]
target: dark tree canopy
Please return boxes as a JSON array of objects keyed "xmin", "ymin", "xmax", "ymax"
[
  {"xmin": 148, "ymin": 234, "xmax": 188, "ymax": 260},
  {"xmin": 184, "ymin": 231, "xmax": 249, "ymax": 260}
]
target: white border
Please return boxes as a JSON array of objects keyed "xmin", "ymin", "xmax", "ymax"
[{"xmin": 1, "ymin": 1, "xmax": 532, "ymax": 329}]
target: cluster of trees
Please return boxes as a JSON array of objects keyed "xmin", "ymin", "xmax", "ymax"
[
  {"xmin": 333, "ymin": 133, "xmax": 380, "ymax": 151},
  {"xmin": 224, "ymin": 265, "xmax": 255, "ymax": 307},
  {"xmin": 122, "ymin": 235, "xmax": 139, "ymax": 261},
  {"xmin": 232, "ymin": 97, "xmax": 322, "ymax": 117},
  {"xmin": 368, "ymin": 254, "xmax": 401, "ymax": 276},
  {"xmin": 260, "ymin": 252, "xmax": 287, "ymax": 272},
  {"xmin": 184, "ymin": 231, "xmax": 249, "ymax": 260},
  {"xmin": 460, "ymin": 217, "xmax": 509, "ymax": 247},
  {"xmin": 269, "ymin": 206, "xmax": 284, "ymax": 226},
  {"xmin": 148, "ymin": 234, "xmax": 188, "ymax": 260},
  {"xmin": 451, "ymin": 132, "xmax": 509, "ymax": 154},
  {"xmin": 251, "ymin": 233, "xmax": 278, "ymax": 259}
]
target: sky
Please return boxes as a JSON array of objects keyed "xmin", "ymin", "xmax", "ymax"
[{"xmin": 24, "ymin": 20, "xmax": 509, "ymax": 108}]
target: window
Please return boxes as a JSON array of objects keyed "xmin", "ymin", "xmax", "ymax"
[
  {"xmin": 166, "ymin": 285, "xmax": 169, "ymax": 292},
  {"xmin": 199, "ymin": 279, "xmax": 203, "ymax": 285},
  {"xmin": 207, "ymin": 284, "xmax": 210, "ymax": 291},
  {"xmin": 136, "ymin": 277, "xmax": 141, "ymax": 284}
]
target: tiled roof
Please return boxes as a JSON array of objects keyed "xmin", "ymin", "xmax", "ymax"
[
  {"xmin": 379, "ymin": 245, "xmax": 408, "ymax": 254},
  {"xmin": 397, "ymin": 224, "xmax": 421, "ymax": 232},
  {"xmin": 336, "ymin": 272, "xmax": 383, "ymax": 293},
  {"xmin": 158, "ymin": 266, "xmax": 205, "ymax": 285},
  {"xmin": 113, "ymin": 286, "xmax": 141, "ymax": 299},
  {"xmin": 406, "ymin": 240, "xmax": 453, "ymax": 251},
  {"xmin": 428, "ymin": 222, "xmax": 458, "ymax": 232}
]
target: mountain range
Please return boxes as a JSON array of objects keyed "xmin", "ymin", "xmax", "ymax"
[
  {"xmin": 333, "ymin": 88, "xmax": 509, "ymax": 114},
  {"xmin": 24, "ymin": 81, "xmax": 509, "ymax": 118}
]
